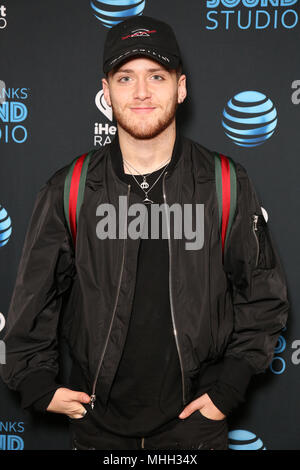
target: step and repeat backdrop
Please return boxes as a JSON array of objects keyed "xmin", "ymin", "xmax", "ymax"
[{"xmin": 0, "ymin": 0, "xmax": 299, "ymax": 451}]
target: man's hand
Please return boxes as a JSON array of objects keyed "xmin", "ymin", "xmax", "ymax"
[
  {"xmin": 178, "ymin": 393, "xmax": 226, "ymax": 421},
  {"xmin": 46, "ymin": 387, "xmax": 91, "ymax": 419}
]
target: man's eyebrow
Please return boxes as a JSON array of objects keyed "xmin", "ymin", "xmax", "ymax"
[{"xmin": 114, "ymin": 67, "xmax": 168, "ymax": 74}]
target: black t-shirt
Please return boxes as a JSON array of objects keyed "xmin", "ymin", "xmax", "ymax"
[{"xmin": 92, "ymin": 134, "xmax": 183, "ymax": 437}]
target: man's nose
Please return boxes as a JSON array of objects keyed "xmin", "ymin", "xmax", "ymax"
[{"xmin": 133, "ymin": 78, "xmax": 151, "ymax": 100}]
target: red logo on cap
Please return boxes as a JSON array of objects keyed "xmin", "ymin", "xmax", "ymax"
[{"xmin": 122, "ymin": 28, "xmax": 157, "ymax": 40}]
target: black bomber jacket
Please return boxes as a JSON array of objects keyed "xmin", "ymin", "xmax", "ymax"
[{"xmin": 0, "ymin": 131, "xmax": 290, "ymax": 417}]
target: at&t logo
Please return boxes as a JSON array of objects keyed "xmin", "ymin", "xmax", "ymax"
[
  {"xmin": 90, "ymin": 0, "xmax": 146, "ymax": 28},
  {"xmin": 228, "ymin": 429, "xmax": 266, "ymax": 450},
  {"xmin": 0, "ymin": 203, "xmax": 12, "ymax": 246},
  {"xmin": 270, "ymin": 328, "xmax": 286, "ymax": 374},
  {"xmin": 222, "ymin": 91, "xmax": 278, "ymax": 147},
  {"xmin": 269, "ymin": 327, "xmax": 300, "ymax": 373}
]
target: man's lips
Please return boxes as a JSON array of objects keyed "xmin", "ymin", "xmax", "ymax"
[{"xmin": 130, "ymin": 107, "xmax": 156, "ymax": 113}]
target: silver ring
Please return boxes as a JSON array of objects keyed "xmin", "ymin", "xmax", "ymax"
[{"xmin": 81, "ymin": 409, "xmax": 87, "ymax": 417}]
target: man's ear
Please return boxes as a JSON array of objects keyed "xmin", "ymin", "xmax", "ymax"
[
  {"xmin": 178, "ymin": 74, "xmax": 187, "ymax": 104},
  {"xmin": 102, "ymin": 77, "xmax": 112, "ymax": 107}
]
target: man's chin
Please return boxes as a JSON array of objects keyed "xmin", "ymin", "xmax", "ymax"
[
  {"xmin": 116, "ymin": 118, "xmax": 176, "ymax": 140},
  {"xmin": 125, "ymin": 129, "xmax": 162, "ymax": 140}
]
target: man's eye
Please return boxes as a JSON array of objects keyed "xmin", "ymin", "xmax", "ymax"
[{"xmin": 118, "ymin": 75, "xmax": 164, "ymax": 82}]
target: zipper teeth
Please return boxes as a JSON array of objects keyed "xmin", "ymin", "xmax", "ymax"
[
  {"xmin": 252, "ymin": 214, "xmax": 259, "ymax": 268},
  {"xmin": 162, "ymin": 171, "xmax": 186, "ymax": 405},
  {"xmin": 91, "ymin": 184, "xmax": 131, "ymax": 401}
]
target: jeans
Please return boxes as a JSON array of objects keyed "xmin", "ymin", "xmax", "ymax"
[{"xmin": 68, "ymin": 409, "xmax": 228, "ymax": 450}]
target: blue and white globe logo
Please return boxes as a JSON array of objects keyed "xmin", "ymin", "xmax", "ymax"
[
  {"xmin": 274, "ymin": 334, "xmax": 286, "ymax": 355},
  {"xmin": 270, "ymin": 326, "xmax": 287, "ymax": 375},
  {"xmin": 222, "ymin": 91, "xmax": 278, "ymax": 148},
  {"xmin": 90, "ymin": 0, "xmax": 146, "ymax": 28},
  {"xmin": 0, "ymin": 205, "xmax": 12, "ymax": 247},
  {"xmin": 228, "ymin": 429, "xmax": 266, "ymax": 450}
]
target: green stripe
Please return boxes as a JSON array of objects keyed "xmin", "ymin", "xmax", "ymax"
[
  {"xmin": 76, "ymin": 150, "xmax": 95, "ymax": 226},
  {"xmin": 63, "ymin": 159, "xmax": 77, "ymax": 236},
  {"xmin": 214, "ymin": 152, "xmax": 223, "ymax": 233},
  {"xmin": 224, "ymin": 156, "xmax": 237, "ymax": 253}
]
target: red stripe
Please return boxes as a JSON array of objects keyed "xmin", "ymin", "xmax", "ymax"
[
  {"xmin": 68, "ymin": 154, "xmax": 87, "ymax": 246},
  {"xmin": 220, "ymin": 154, "xmax": 231, "ymax": 255}
]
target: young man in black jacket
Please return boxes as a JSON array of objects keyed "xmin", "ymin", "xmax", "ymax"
[{"xmin": 0, "ymin": 16, "xmax": 289, "ymax": 450}]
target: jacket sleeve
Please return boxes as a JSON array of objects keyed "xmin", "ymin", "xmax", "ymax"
[
  {"xmin": 29, "ymin": 388, "xmax": 61, "ymax": 413},
  {"xmin": 207, "ymin": 161, "xmax": 290, "ymax": 416},
  {"xmin": 0, "ymin": 176, "xmax": 76, "ymax": 410}
]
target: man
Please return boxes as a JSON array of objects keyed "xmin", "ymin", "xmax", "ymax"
[{"xmin": 0, "ymin": 16, "xmax": 289, "ymax": 451}]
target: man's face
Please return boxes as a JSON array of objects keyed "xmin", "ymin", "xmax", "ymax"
[{"xmin": 102, "ymin": 56, "xmax": 187, "ymax": 140}]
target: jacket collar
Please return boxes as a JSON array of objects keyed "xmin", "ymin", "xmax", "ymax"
[{"xmin": 109, "ymin": 124, "xmax": 184, "ymax": 185}]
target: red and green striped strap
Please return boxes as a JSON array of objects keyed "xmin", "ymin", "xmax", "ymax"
[
  {"xmin": 63, "ymin": 150, "xmax": 94, "ymax": 247},
  {"xmin": 214, "ymin": 152, "xmax": 237, "ymax": 262},
  {"xmin": 64, "ymin": 149, "xmax": 236, "ymax": 256}
]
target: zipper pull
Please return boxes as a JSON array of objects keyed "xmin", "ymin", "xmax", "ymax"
[
  {"xmin": 89, "ymin": 394, "xmax": 96, "ymax": 409},
  {"xmin": 252, "ymin": 214, "xmax": 260, "ymax": 268},
  {"xmin": 253, "ymin": 214, "xmax": 258, "ymax": 231}
]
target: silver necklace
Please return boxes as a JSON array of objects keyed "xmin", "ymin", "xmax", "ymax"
[
  {"xmin": 123, "ymin": 158, "xmax": 171, "ymax": 204},
  {"xmin": 123, "ymin": 156, "xmax": 171, "ymax": 189}
]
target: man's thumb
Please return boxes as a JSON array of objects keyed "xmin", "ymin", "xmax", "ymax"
[
  {"xmin": 178, "ymin": 404, "xmax": 197, "ymax": 419},
  {"xmin": 179, "ymin": 406, "xmax": 195, "ymax": 418},
  {"xmin": 70, "ymin": 391, "xmax": 91, "ymax": 403}
]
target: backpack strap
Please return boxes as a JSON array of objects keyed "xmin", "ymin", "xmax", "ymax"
[
  {"xmin": 214, "ymin": 152, "xmax": 237, "ymax": 263},
  {"xmin": 63, "ymin": 150, "xmax": 94, "ymax": 247}
]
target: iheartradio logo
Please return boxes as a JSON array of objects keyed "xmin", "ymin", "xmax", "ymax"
[{"xmin": 95, "ymin": 89, "xmax": 113, "ymax": 122}]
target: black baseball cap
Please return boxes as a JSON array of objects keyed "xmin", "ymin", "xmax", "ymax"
[{"xmin": 103, "ymin": 15, "xmax": 183, "ymax": 75}]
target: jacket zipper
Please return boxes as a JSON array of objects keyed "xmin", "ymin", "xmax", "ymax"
[
  {"xmin": 252, "ymin": 214, "xmax": 259, "ymax": 268},
  {"xmin": 89, "ymin": 184, "xmax": 131, "ymax": 409},
  {"xmin": 162, "ymin": 171, "xmax": 186, "ymax": 405}
]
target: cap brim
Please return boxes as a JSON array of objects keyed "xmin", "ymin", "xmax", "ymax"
[{"xmin": 103, "ymin": 47, "xmax": 180, "ymax": 75}]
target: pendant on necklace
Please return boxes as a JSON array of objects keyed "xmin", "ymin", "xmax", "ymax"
[
  {"xmin": 141, "ymin": 178, "xmax": 149, "ymax": 190},
  {"xmin": 143, "ymin": 196, "xmax": 154, "ymax": 204}
]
